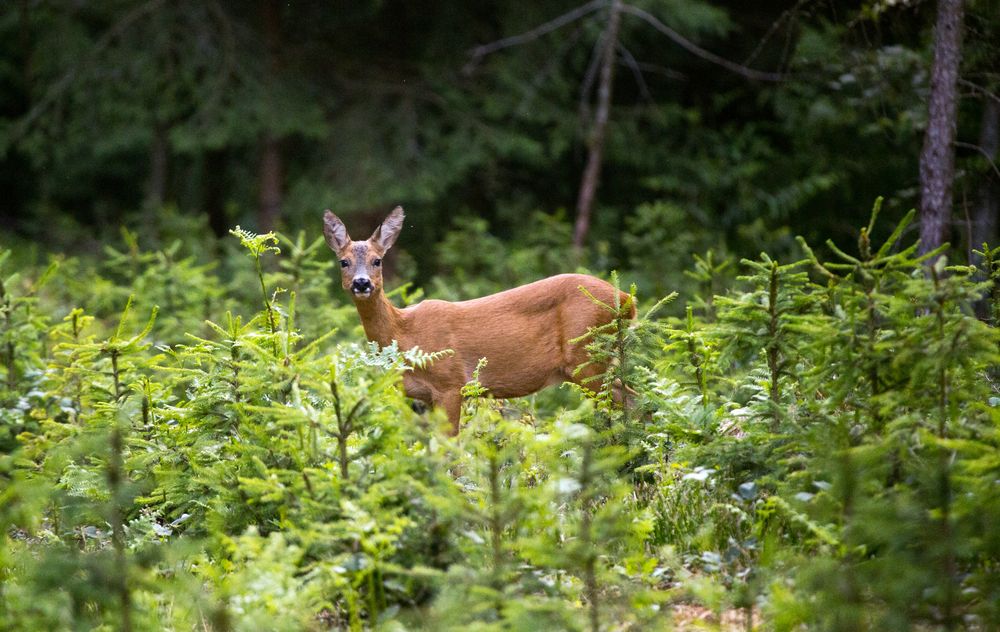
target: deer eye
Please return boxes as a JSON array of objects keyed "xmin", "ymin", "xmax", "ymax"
[
  {"xmin": 372, "ymin": 258, "xmax": 382, "ymax": 267},
  {"xmin": 339, "ymin": 259, "xmax": 350, "ymax": 268}
]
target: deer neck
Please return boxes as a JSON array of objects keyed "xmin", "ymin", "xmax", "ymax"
[{"xmin": 353, "ymin": 291, "xmax": 404, "ymax": 347}]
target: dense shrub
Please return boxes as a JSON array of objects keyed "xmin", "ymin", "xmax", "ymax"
[{"xmin": 2, "ymin": 202, "xmax": 999, "ymax": 630}]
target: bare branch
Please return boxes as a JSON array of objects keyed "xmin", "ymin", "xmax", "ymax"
[
  {"xmin": 956, "ymin": 141, "xmax": 1000, "ymax": 181},
  {"xmin": 616, "ymin": 42, "xmax": 652, "ymax": 103},
  {"xmin": 959, "ymin": 79, "xmax": 1000, "ymax": 107},
  {"xmin": 574, "ymin": 0, "xmax": 623, "ymax": 250},
  {"xmin": 743, "ymin": 0, "xmax": 813, "ymax": 68},
  {"xmin": 620, "ymin": 3, "xmax": 785, "ymax": 82},
  {"xmin": 628, "ymin": 60, "xmax": 685, "ymax": 81},
  {"xmin": 517, "ymin": 24, "xmax": 585, "ymax": 115},
  {"xmin": 578, "ymin": 29, "xmax": 607, "ymax": 122},
  {"xmin": 464, "ymin": 0, "xmax": 605, "ymax": 75}
]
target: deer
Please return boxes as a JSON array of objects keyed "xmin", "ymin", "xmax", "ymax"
[{"xmin": 323, "ymin": 206, "xmax": 635, "ymax": 434}]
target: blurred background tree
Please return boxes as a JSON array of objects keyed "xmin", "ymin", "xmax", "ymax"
[{"xmin": 1, "ymin": 0, "xmax": 998, "ymax": 296}]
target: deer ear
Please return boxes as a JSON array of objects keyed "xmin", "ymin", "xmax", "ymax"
[
  {"xmin": 371, "ymin": 206, "xmax": 405, "ymax": 251},
  {"xmin": 323, "ymin": 210, "xmax": 351, "ymax": 251}
]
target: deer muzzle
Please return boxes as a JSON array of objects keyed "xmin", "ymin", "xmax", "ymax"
[{"xmin": 351, "ymin": 277, "xmax": 373, "ymax": 297}]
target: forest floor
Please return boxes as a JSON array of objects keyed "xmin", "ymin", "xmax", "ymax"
[{"xmin": 671, "ymin": 604, "xmax": 752, "ymax": 631}]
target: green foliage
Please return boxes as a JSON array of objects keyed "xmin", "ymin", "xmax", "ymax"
[
  {"xmin": 0, "ymin": 249, "xmax": 57, "ymax": 451},
  {"xmin": 3, "ymin": 1, "xmax": 1000, "ymax": 628},
  {"xmin": 430, "ymin": 212, "xmax": 578, "ymax": 300},
  {"xmin": 10, "ymin": 0, "xmax": 995, "ymax": 287},
  {"xmin": 4, "ymin": 201, "xmax": 1000, "ymax": 630},
  {"xmin": 715, "ymin": 252, "xmax": 817, "ymax": 430}
]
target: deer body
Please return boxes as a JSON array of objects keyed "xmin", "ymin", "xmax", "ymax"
[{"xmin": 324, "ymin": 207, "xmax": 634, "ymax": 433}]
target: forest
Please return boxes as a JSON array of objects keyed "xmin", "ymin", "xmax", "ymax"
[{"xmin": 1, "ymin": 0, "xmax": 1000, "ymax": 630}]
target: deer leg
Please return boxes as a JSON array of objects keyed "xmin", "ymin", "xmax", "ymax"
[
  {"xmin": 570, "ymin": 361, "xmax": 637, "ymax": 410},
  {"xmin": 434, "ymin": 390, "xmax": 462, "ymax": 436},
  {"xmin": 567, "ymin": 360, "xmax": 606, "ymax": 395},
  {"xmin": 612, "ymin": 379, "xmax": 638, "ymax": 407}
]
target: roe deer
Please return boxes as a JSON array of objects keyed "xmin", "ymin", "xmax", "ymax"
[{"xmin": 323, "ymin": 206, "xmax": 635, "ymax": 434}]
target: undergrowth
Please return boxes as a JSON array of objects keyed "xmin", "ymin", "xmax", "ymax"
[{"xmin": 2, "ymin": 200, "xmax": 999, "ymax": 631}]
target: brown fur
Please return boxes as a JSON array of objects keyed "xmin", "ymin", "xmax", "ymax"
[{"xmin": 323, "ymin": 206, "xmax": 635, "ymax": 434}]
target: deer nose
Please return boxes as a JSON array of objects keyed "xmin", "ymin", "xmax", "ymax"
[{"xmin": 352, "ymin": 277, "xmax": 373, "ymax": 293}]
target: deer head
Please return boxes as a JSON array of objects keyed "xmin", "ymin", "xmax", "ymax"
[{"xmin": 323, "ymin": 206, "xmax": 405, "ymax": 300}]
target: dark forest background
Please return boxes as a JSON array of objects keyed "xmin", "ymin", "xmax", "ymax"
[
  {"xmin": 1, "ymin": 0, "xmax": 997, "ymax": 295},
  {"xmin": 4, "ymin": 3, "xmax": 1000, "ymax": 630}
]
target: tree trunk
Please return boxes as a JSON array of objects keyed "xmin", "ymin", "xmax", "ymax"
[
  {"xmin": 573, "ymin": 0, "xmax": 622, "ymax": 252},
  {"xmin": 258, "ymin": 135, "xmax": 283, "ymax": 232},
  {"xmin": 918, "ymin": 0, "xmax": 965, "ymax": 257},
  {"xmin": 145, "ymin": 122, "xmax": 169, "ymax": 210},
  {"xmin": 203, "ymin": 148, "xmax": 228, "ymax": 238},
  {"xmin": 970, "ymin": 99, "xmax": 999, "ymax": 252},
  {"xmin": 141, "ymin": 122, "xmax": 170, "ymax": 244},
  {"xmin": 257, "ymin": 0, "xmax": 283, "ymax": 232}
]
